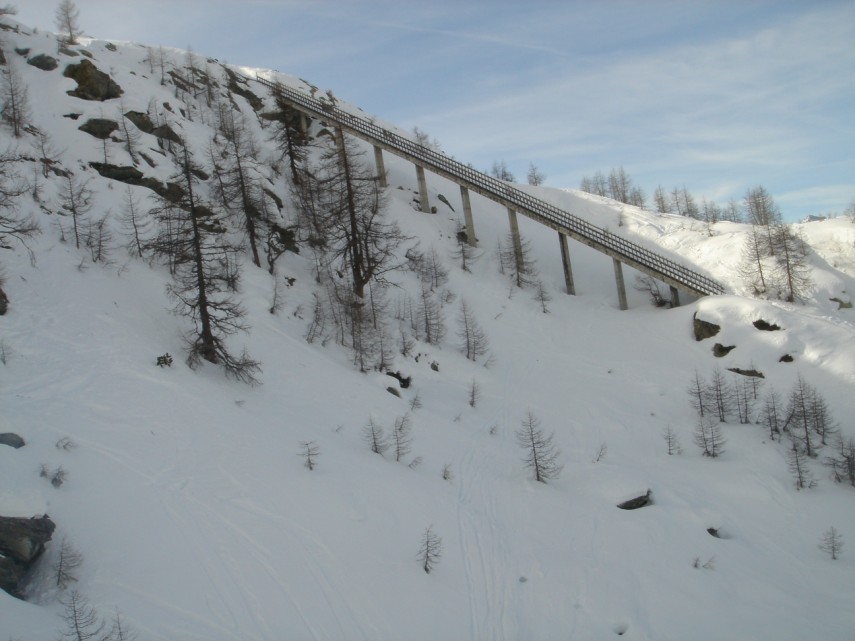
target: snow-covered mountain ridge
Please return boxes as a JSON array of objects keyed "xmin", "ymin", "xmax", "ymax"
[{"xmin": 1, "ymin": 18, "xmax": 854, "ymax": 641}]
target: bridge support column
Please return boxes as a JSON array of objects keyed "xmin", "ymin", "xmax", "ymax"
[
  {"xmin": 373, "ymin": 146, "xmax": 387, "ymax": 188},
  {"xmin": 670, "ymin": 286, "xmax": 681, "ymax": 308},
  {"xmin": 507, "ymin": 208, "xmax": 524, "ymax": 275},
  {"xmin": 613, "ymin": 259, "xmax": 628, "ymax": 311},
  {"xmin": 415, "ymin": 165, "xmax": 431, "ymax": 213},
  {"xmin": 460, "ymin": 186, "xmax": 477, "ymax": 246},
  {"xmin": 558, "ymin": 232, "xmax": 576, "ymax": 295},
  {"xmin": 299, "ymin": 113, "xmax": 309, "ymax": 137}
]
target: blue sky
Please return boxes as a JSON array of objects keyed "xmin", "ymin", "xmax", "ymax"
[{"xmin": 15, "ymin": 0, "xmax": 855, "ymax": 221}]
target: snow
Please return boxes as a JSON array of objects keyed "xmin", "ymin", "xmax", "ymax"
[{"xmin": 1, "ymin": 18, "xmax": 854, "ymax": 641}]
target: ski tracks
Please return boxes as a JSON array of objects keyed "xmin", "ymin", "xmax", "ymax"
[
  {"xmin": 159, "ymin": 475, "xmax": 378, "ymax": 641},
  {"xmin": 456, "ymin": 448, "xmax": 513, "ymax": 641}
]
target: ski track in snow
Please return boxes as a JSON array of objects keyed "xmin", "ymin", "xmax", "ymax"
[{"xmin": 457, "ymin": 447, "xmax": 512, "ymax": 641}]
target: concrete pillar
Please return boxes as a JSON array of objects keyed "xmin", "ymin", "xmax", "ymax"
[
  {"xmin": 507, "ymin": 208, "xmax": 524, "ymax": 275},
  {"xmin": 558, "ymin": 232, "xmax": 576, "ymax": 295},
  {"xmin": 415, "ymin": 165, "xmax": 431, "ymax": 213},
  {"xmin": 373, "ymin": 146, "xmax": 387, "ymax": 188},
  {"xmin": 299, "ymin": 113, "xmax": 309, "ymax": 137},
  {"xmin": 670, "ymin": 286, "xmax": 681, "ymax": 308},
  {"xmin": 460, "ymin": 185, "xmax": 477, "ymax": 246},
  {"xmin": 613, "ymin": 259, "xmax": 628, "ymax": 311}
]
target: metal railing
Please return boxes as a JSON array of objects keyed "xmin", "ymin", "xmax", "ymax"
[{"xmin": 252, "ymin": 74, "xmax": 726, "ymax": 297}]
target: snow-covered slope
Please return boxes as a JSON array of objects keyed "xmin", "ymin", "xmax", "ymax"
[{"xmin": 1, "ymin": 19, "xmax": 854, "ymax": 641}]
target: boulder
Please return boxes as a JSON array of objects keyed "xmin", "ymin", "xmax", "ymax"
[
  {"xmin": 617, "ymin": 490, "xmax": 653, "ymax": 510},
  {"xmin": 753, "ymin": 319, "xmax": 781, "ymax": 331},
  {"xmin": 63, "ymin": 59, "xmax": 123, "ymax": 101},
  {"xmin": 0, "ymin": 433, "xmax": 25, "ymax": 448},
  {"xmin": 692, "ymin": 313, "xmax": 720, "ymax": 341},
  {"xmin": 712, "ymin": 343, "xmax": 736, "ymax": 357},
  {"xmin": 78, "ymin": 118, "xmax": 119, "ymax": 139},
  {"xmin": 0, "ymin": 515, "xmax": 56, "ymax": 598},
  {"xmin": 27, "ymin": 54, "xmax": 58, "ymax": 71},
  {"xmin": 728, "ymin": 367, "xmax": 765, "ymax": 378},
  {"xmin": 123, "ymin": 110, "xmax": 154, "ymax": 133}
]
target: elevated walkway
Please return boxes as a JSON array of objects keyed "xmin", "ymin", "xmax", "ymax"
[{"xmin": 252, "ymin": 74, "xmax": 725, "ymax": 304}]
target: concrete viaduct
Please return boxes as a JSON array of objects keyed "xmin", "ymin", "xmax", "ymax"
[{"xmin": 251, "ymin": 74, "xmax": 726, "ymax": 309}]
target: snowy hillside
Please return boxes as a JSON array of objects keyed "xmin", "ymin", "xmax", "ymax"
[{"xmin": 1, "ymin": 18, "xmax": 854, "ymax": 641}]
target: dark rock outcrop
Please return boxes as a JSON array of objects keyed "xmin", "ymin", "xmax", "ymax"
[
  {"xmin": 79, "ymin": 118, "xmax": 119, "ymax": 139},
  {"xmin": 63, "ymin": 59, "xmax": 123, "ymax": 101},
  {"xmin": 693, "ymin": 313, "xmax": 720, "ymax": 341},
  {"xmin": 779, "ymin": 354, "xmax": 794, "ymax": 363},
  {"xmin": 753, "ymin": 319, "xmax": 781, "ymax": 331},
  {"xmin": 124, "ymin": 110, "xmax": 154, "ymax": 133},
  {"xmin": 712, "ymin": 343, "xmax": 736, "ymax": 357},
  {"xmin": 89, "ymin": 162, "xmax": 184, "ymax": 203},
  {"xmin": 27, "ymin": 54, "xmax": 58, "ymax": 71},
  {"xmin": 0, "ymin": 284, "xmax": 7, "ymax": 315},
  {"xmin": 728, "ymin": 367, "xmax": 765, "ymax": 378},
  {"xmin": 0, "ymin": 515, "xmax": 56, "ymax": 598},
  {"xmin": 0, "ymin": 433, "xmax": 25, "ymax": 448},
  {"xmin": 617, "ymin": 490, "xmax": 653, "ymax": 510}
]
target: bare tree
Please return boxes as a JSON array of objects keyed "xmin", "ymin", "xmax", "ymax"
[
  {"xmin": 58, "ymin": 174, "xmax": 93, "ymax": 249},
  {"xmin": 687, "ymin": 370, "xmax": 709, "ymax": 418},
  {"xmin": 663, "ymin": 426, "xmax": 682, "ymax": 455},
  {"xmin": 743, "ymin": 186, "xmax": 780, "ymax": 254},
  {"xmin": 417, "ymin": 283, "xmax": 445, "ymax": 345},
  {"xmin": 109, "ymin": 609, "xmax": 137, "ymax": 641},
  {"xmin": 412, "ymin": 126, "xmax": 441, "ymax": 151},
  {"xmin": 53, "ymin": 537, "xmax": 83, "ymax": 589},
  {"xmin": 456, "ymin": 300, "xmax": 489, "ymax": 362},
  {"xmin": 408, "ymin": 391, "xmax": 422, "ymax": 412},
  {"xmin": 118, "ymin": 107, "xmax": 142, "ymax": 165},
  {"xmin": 739, "ymin": 224, "xmax": 769, "ymax": 295},
  {"xmin": 59, "ymin": 590, "xmax": 106, "ymax": 641},
  {"xmin": 694, "ymin": 415, "xmax": 725, "ymax": 458},
  {"xmin": 516, "ymin": 411, "xmax": 563, "ymax": 482},
  {"xmin": 705, "ymin": 367, "xmax": 732, "ymax": 422},
  {"xmin": 607, "ymin": 166, "xmax": 632, "ymax": 204},
  {"xmin": 653, "ymin": 185, "xmax": 672, "ymax": 214},
  {"xmin": 772, "ymin": 224, "xmax": 812, "ymax": 303},
  {"xmin": 762, "ymin": 387, "xmax": 783, "ymax": 440},
  {"xmin": 467, "ymin": 377, "xmax": 481, "ymax": 408},
  {"xmin": 490, "ymin": 160, "xmax": 514, "ymax": 182},
  {"xmin": 83, "ymin": 214, "xmax": 112, "ymax": 264},
  {"xmin": 55, "ymin": 0, "xmax": 82, "ymax": 45},
  {"xmin": 120, "ymin": 186, "xmax": 150, "ymax": 258},
  {"xmin": 0, "ymin": 148, "xmax": 38, "ymax": 251},
  {"xmin": 527, "ymin": 162, "xmax": 545, "ymax": 186},
  {"xmin": 534, "ymin": 280, "xmax": 552, "ymax": 313},
  {"xmin": 362, "ymin": 416, "xmax": 388, "ymax": 455},
  {"xmin": 451, "ymin": 222, "xmax": 481, "ymax": 272},
  {"xmin": 210, "ymin": 106, "xmax": 266, "ymax": 268},
  {"xmin": 417, "ymin": 526, "xmax": 442, "ymax": 574},
  {"xmin": 298, "ymin": 441, "xmax": 320, "ymax": 470},
  {"xmin": 1, "ymin": 57, "xmax": 31, "ymax": 138},
  {"xmin": 499, "ymin": 232, "xmax": 538, "ymax": 289},
  {"xmin": 783, "ymin": 375, "xmax": 821, "ymax": 457},
  {"xmin": 819, "ymin": 526, "xmax": 843, "ymax": 560},
  {"xmin": 441, "ymin": 463, "xmax": 453, "ymax": 481},
  {"xmin": 788, "ymin": 442, "xmax": 816, "ymax": 489},
  {"xmin": 294, "ymin": 130, "xmax": 405, "ymax": 299},
  {"xmin": 671, "ymin": 186, "xmax": 699, "ymax": 219},
  {"xmin": 392, "ymin": 414, "xmax": 412, "ymax": 462},
  {"xmin": 148, "ymin": 137, "xmax": 260, "ymax": 383},
  {"xmin": 824, "ymin": 436, "xmax": 855, "ymax": 487}
]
